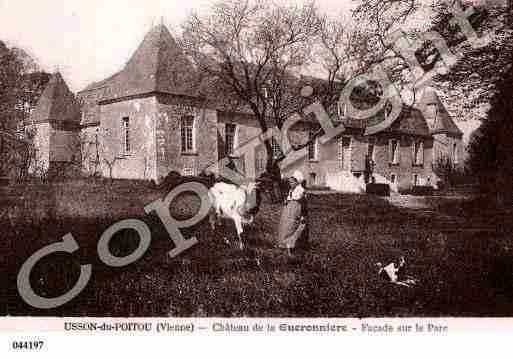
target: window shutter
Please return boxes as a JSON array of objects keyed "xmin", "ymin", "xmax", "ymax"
[
  {"xmin": 388, "ymin": 140, "xmax": 392, "ymax": 163},
  {"xmin": 120, "ymin": 118, "xmax": 124, "ymax": 154},
  {"xmin": 412, "ymin": 140, "xmax": 415, "ymax": 165},
  {"xmin": 396, "ymin": 138, "xmax": 401, "ymax": 164}
]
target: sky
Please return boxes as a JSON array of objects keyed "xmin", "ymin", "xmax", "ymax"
[
  {"xmin": 0, "ymin": 0, "xmax": 483, "ymax": 138},
  {"xmin": 0, "ymin": 0, "xmax": 354, "ymax": 92}
]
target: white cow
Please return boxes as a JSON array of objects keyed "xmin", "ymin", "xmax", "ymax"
[{"xmin": 207, "ymin": 181, "xmax": 261, "ymax": 249}]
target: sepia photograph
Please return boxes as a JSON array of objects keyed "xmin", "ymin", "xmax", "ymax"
[{"xmin": 1, "ymin": 0, "xmax": 512, "ymax": 324}]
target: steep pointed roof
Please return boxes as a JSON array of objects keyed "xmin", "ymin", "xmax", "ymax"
[
  {"xmin": 98, "ymin": 24, "xmax": 198, "ymax": 101},
  {"xmin": 417, "ymin": 88, "xmax": 463, "ymax": 137},
  {"xmin": 30, "ymin": 72, "xmax": 81, "ymax": 125}
]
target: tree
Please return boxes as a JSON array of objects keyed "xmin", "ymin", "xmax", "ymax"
[
  {"xmin": 0, "ymin": 40, "xmax": 50, "ymax": 179},
  {"xmin": 353, "ymin": 1, "xmax": 513, "ymax": 202},
  {"xmin": 181, "ymin": 0, "xmax": 322, "ymax": 176},
  {"xmin": 467, "ymin": 62, "xmax": 513, "ymax": 203}
]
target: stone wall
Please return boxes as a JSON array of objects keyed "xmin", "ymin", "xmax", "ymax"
[
  {"xmin": 31, "ymin": 123, "xmax": 51, "ymax": 174},
  {"xmin": 217, "ymin": 111, "xmax": 262, "ymax": 180},
  {"xmin": 80, "ymin": 125, "xmax": 100, "ymax": 176},
  {"xmin": 98, "ymin": 96, "xmax": 157, "ymax": 180},
  {"xmin": 155, "ymin": 95, "xmax": 217, "ymax": 180}
]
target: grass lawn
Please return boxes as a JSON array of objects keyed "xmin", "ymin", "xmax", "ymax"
[{"xmin": 2, "ymin": 182, "xmax": 512, "ymax": 317}]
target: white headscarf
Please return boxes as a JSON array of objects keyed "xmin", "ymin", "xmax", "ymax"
[{"xmin": 292, "ymin": 170, "xmax": 304, "ymax": 183}]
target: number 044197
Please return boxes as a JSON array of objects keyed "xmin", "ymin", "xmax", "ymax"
[{"xmin": 11, "ymin": 341, "xmax": 44, "ymax": 350}]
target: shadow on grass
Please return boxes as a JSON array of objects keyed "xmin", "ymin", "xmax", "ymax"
[{"xmin": 2, "ymin": 190, "xmax": 512, "ymax": 317}]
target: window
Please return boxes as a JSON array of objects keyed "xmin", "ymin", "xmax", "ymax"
[
  {"xmin": 412, "ymin": 140, "xmax": 424, "ymax": 166},
  {"xmin": 425, "ymin": 104, "xmax": 438, "ymax": 130},
  {"xmin": 309, "ymin": 172, "xmax": 317, "ymax": 186},
  {"xmin": 270, "ymin": 137, "xmax": 282, "ymax": 159},
  {"xmin": 413, "ymin": 174, "xmax": 419, "ymax": 186},
  {"xmin": 367, "ymin": 138, "xmax": 376, "ymax": 162},
  {"xmin": 308, "ymin": 130, "xmax": 318, "ymax": 161},
  {"xmin": 338, "ymin": 101, "xmax": 347, "ymax": 119},
  {"xmin": 390, "ymin": 173, "xmax": 397, "ymax": 184},
  {"xmin": 339, "ymin": 136, "xmax": 351, "ymax": 171},
  {"xmin": 122, "ymin": 117, "xmax": 130, "ymax": 153},
  {"xmin": 453, "ymin": 143, "xmax": 459, "ymax": 164},
  {"xmin": 225, "ymin": 123, "xmax": 237, "ymax": 155},
  {"xmin": 389, "ymin": 139, "xmax": 399, "ymax": 164},
  {"xmin": 256, "ymin": 148, "xmax": 266, "ymax": 173},
  {"xmin": 181, "ymin": 116, "xmax": 195, "ymax": 153},
  {"xmin": 182, "ymin": 167, "xmax": 195, "ymax": 176}
]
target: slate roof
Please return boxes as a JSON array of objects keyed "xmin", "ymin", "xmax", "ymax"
[
  {"xmin": 29, "ymin": 72, "xmax": 81, "ymax": 125},
  {"xmin": 79, "ymin": 24, "xmax": 198, "ymax": 103},
  {"xmin": 75, "ymin": 25, "xmax": 455, "ymax": 140},
  {"xmin": 340, "ymin": 104, "xmax": 431, "ymax": 137},
  {"xmin": 416, "ymin": 88, "xmax": 463, "ymax": 137}
]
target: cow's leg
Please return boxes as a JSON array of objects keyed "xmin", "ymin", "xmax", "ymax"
[
  {"xmin": 233, "ymin": 215, "xmax": 244, "ymax": 250},
  {"xmin": 208, "ymin": 210, "xmax": 216, "ymax": 231}
]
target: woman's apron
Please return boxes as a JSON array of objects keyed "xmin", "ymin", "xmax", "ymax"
[{"xmin": 277, "ymin": 198, "xmax": 308, "ymax": 249}]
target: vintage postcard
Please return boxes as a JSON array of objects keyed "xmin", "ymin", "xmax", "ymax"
[{"xmin": 1, "ymin": 0, "xmax": 512, "ymax": 355}]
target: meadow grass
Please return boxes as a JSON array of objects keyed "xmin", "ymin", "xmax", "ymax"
[{"xmin": 1, "ymin": 181, "xmax": 512, "ymax": 317}]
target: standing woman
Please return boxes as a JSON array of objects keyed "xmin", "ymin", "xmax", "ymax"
[{"xmin": 278, "ymin": 170, "xmax": 309, "ymax": 256}]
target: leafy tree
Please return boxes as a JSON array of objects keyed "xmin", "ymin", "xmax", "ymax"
[
  {"xmin": 0, "ymin": 41, "xmax": 50, "ymax": 178},
  {"xmin": 467, "ymin": 63, "xmax": 513, "ymax": 203},
  {"xmin": 181, "ymin": 0, "xmax": 322, "ymax": 175}
]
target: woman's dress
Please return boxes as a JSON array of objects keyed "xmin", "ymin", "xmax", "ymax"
[{"xmin": 277, "ymin": 186, "xmax": 309, "ymax": 250}]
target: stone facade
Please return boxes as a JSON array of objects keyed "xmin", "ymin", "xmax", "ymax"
[
  {"xmin": 28, "ymin": 24, "xmax": 463, "ymax": 192},
  {"xmin": 27, "ymin": 72, "xmax": 81, "ymax": 177}
]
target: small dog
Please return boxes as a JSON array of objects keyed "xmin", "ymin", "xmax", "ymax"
[{"xmin": 376, "ymin": 256, "xmax": 418, "ymax": 287}]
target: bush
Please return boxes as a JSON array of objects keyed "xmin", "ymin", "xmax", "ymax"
[
  {"xmin": 366, "ymin": 183, "xmax": 390, "ymax": 196},
  {"xmin": 410, "ymin": 185, "xmax": 434, "ymax": 196},
  {"xmin": 432, "ymin": 155, "xmax": 470, "ymax": 188}
]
